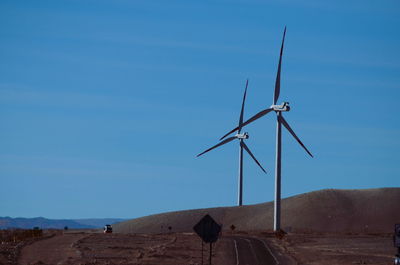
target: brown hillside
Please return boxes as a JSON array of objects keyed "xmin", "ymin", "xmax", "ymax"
[{"xmin": 113, "ymin": 188, "xmax": 400, "ymax": 234}]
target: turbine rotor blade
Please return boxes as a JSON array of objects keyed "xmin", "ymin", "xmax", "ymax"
[
  {"xmin": 220, "ymin": 108, "xmax": 274, "ymax": 140},
  {"xmin": 273, "ymin": 26, "xmax": 286, "ymax": 105},
  {"xmin": 241, "ymin": 141, "xmax": 267, "ymax": 173},
  {"xmin": 278, "ymin": 115, "xmax": 313, "ymax": 158},
  {"xmin": 238, "ymin": 79, "xmax": 249, "ymax": 134},
  {"xmin": 197, "ymin": 136, "xmax": 237, "ymax": 157},
  {"xmin": 219, "ymin": 127, "xmax": 239, "ymax": 142}
]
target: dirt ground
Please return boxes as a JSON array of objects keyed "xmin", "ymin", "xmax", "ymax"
[
  {"xmin": 278, "ymin": 233, "xmax": 396, "ymax": 265},
  {"xmin": 15, "ymin": 230, "xmax": 398, "ymax": 265},
  {"xmin": 73, "ymin": 232, "xmax": 204, "ymax": 265},
  {"xmin": 18, "ymin": 231, "xmax": 87, "ymax": 265},
  {"xmin": 18, "ymin": 231, "xmax": 215, "ymax": 265}
]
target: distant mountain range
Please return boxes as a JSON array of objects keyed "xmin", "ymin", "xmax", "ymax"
[{"xmin": 0, "ymin": 217, "xmax": 126, "ymax": 229}]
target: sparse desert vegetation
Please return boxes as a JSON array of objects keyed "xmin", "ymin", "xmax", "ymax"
[{"xmin": 0, "ymin": 228, "xmax": 57, "ymax": 265}]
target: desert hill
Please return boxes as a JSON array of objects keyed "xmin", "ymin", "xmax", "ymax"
[{"xmin": 114, "ymin": 188, "xmax": 400, "ymax": 234}]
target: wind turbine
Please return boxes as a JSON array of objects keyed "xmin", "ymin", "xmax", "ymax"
[
  {"xmin": 197, "ymin": 79, "xmax": 267, "ymax": 206},
  {"xmin": 219, "ymin": 27, "xmax": 313, "ymax": 231}
]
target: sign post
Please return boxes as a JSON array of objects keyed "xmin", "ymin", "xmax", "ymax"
[
  {"xmin": 395, "ymin": 224, "xmax": 400, "ymax": 248},
  {"xmin": 193, "ymin": 214, "xmax": 222, "ymax": 265},
  {"xmin": 395, "ymin": 224, "xmax": 400, "ymax": 265},
  {"xmin": 201, "ymin": 240, "xmax": 203, "ymax": 265},
  {"xmin": 395, "ymin": 224, "xmax": 400, "ymax": 254}
]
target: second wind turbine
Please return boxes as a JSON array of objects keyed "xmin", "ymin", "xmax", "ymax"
[{"xmin": 197, "ymin": 80, "xmax": 267, "ymax": 206}]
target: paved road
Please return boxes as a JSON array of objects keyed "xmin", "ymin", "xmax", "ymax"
[{"xmin": 224, "ymin": 235, "xmax": 279, "ymax": 265}]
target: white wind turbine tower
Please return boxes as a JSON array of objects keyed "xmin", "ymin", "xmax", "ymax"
[
  {"xmin": 220, "ymin": 27, "xmax": 313, "ymax": 231},
  {"xmin": 197, "ymin": 79, "xmax": 267, "ymax": 206}
]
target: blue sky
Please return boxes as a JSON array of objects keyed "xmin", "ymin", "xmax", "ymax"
[{"xmin": 1, "ymin": 0, "xmax": 399, "ymax": 219}]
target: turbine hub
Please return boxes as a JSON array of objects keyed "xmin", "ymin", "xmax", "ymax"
[
  {"xmin": 236, "ymin": 132, "xmax": 249, "ymax": 139},
  {"xmin": 271, "ymin": 102, "xmax": 290, "ymax": 112}
]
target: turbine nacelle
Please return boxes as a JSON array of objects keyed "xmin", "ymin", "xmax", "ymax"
[
  {"xmin": 271, "ymin": 102, "xmax": 290, "ymax": 112},
  {"xmin": 235, "ymin": 132, "xmax": 249, "ymax": 139}
]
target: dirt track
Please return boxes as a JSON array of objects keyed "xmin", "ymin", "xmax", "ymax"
[{"xmin": 18, "ymin": 232, "xmax": 87, "ymax": 265}]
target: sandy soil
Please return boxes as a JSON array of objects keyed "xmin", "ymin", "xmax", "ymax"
[
  {"xmin": 16, "ymin": 231, "xmax": 281, "ymax": 265},
  {"xmin": 279, "ymin": 233, "xmax": 396, "ymax": 265},
  {"xmin": 74, "ymin": 232, "xmax": 202, "ymax": 265},
  {"xmin": 114, "ymin": 188, "xmax": 400, "ymax": 234},
  {"xmin": 16, "ymin": 230, "xmax": 397, "ymax": 265}
]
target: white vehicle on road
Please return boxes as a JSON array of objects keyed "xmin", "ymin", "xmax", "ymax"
[{"xmin": 103, "ymin": 224, "xmax": 112, "ymax": 233}]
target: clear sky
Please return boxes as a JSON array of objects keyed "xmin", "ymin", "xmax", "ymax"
[{"xmin": 1, "ymin": 0, "xmax": 399, "ymax": 219}]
